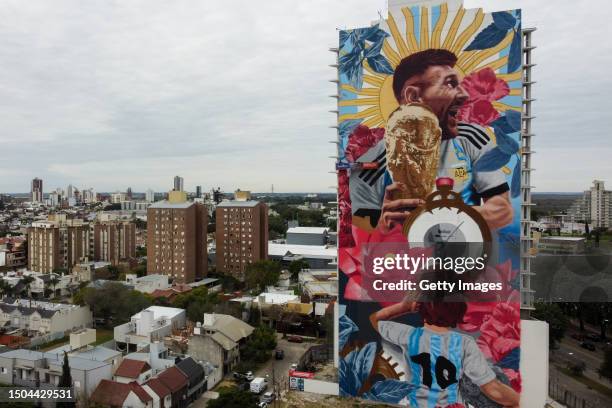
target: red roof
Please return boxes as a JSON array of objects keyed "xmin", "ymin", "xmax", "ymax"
[
  {"xmin": 115, "ymin": 358, "xmax": 151, "ymax": 379},
  {"xmin": 157, "ymin": 366, "xmax": 188, "ymax": 393},
  {"xmin": 90, "ymin": 379, "xmax": 152, "ymax": 406},
  {"xmin": 129, "ymin": 381, "xmax": 153, "ymax": 403},
  {"xmin": 145, "ymin": 377, "xmax": 171, "ymax": 398}
]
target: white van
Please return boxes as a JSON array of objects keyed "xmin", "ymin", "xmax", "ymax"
[{"xmin": 250, "ymin": 377, "xmax": 268, "ymax": 394}]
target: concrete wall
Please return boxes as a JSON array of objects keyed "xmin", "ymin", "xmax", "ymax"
[
  {"xmin": 302, "ymin": 379, "xmax": 339, "ymax": 395},
  {"xmin": 520, "ymin": 319, "xmax": 549, "ymax": 408},
  {"xmin": 70, "ymin": 328, "xmax": 96, "ymax": 349},
  {"xmin": 286, "ymin": 233, "xmax": 326, "ymax": 246}
]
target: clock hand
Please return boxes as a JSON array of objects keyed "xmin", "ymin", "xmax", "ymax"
[{"xmin": 444, "ymin": 221, "xmax": 464, "ymax": 243}]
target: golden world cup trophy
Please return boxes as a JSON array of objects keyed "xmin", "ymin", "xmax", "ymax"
[{"xmin": 385, "ymin": 103, "xmax": 442, "ymax": 201}]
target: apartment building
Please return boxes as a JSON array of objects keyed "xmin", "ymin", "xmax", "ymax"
[
  {"xmin": 28, "ymin": 217, "xmax": 90, "ymax": 273},
  {"xmin": 215, "ymin": 200, "xmax": 268, "ymax": 280},
  {"xmin": 147, "ymin": 191, "xmax": 207, "ymax": 283},
  {"xmin": 31, "ymin": 178, "xmax": 43, "ymax": 203},
  {"xmin": 92, "ymin": 220, "xmax": 136, "ymax": 265},
  {"xmin": 568, "ymin": 180, "xmax": 612, "ymax": 229}
]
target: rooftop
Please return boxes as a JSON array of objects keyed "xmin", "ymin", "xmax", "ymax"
[
  {"xmin": 149, "ymin": 201, "xmax": 194, "ymax": 209},
  {"xmin": 133, "ymin": 306, "xmax": 184, "ymax": 321},
  {"xmin": 268, "ymin": 242, "xmax": 337, "ymax": 259},
  {"xmin": 287, "ymin": 227, "xmax": 329, "ymax": 234},
  {"xmin": 115, "ymin": 359, "xmax": 151, "ymax": 378},
  {"xmin": 217, "ymin": 200, "xmax": 260, "ymax": 208}
]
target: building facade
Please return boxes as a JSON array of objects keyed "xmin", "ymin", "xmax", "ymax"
[
  {"xmin": 215, "ymin": 201, "xmax": 268, "ymax": 280},
  {"xmin": 92, "ymin": 221, "xmax": 136, "ymax": 265},
  {"xmin": 147, "ymin": 196, "xmax": 207, "ymax": 283},
  {"xmin": 28, "ymin": 219, "xmax": 90, "ymax": 274},
  {"xmin": 31, "ymin": 178, "xmax": 43, "ymax": 203},
  {"xmin": 568, "ymin": 180, "xmax": 612, "ymax": 229}
]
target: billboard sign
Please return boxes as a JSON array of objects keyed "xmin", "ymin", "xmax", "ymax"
[{"xmin": 337, "ymin": 1, "xmax": 522, "ymax": 406}]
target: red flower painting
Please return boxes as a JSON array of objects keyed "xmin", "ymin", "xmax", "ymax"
[{"xmin": 458, "ymin": 68, "xmax": 509, "ymax": 126}]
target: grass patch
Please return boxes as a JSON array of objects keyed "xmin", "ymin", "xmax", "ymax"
[
  {"xmin": 93, "ymin": 328, "xmax": 113, "ymax": 346},
  {"xmin": 558, "ymin": 365, "xmax": 612, "ymax": 399},
  {"xmin": 37, "ymin": 336, "xmax": 68, "ymax": 352}
]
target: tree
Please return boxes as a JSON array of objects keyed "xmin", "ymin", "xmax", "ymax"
[
  {"xmin": 172, "ymin": 286, "xmax": 217, "ymax": 322},
  {"xmin": 532, "ymin": 303, "xmax": 569, "ymax": 348},
  {"xmin": 288, "ymin": 259, "xmax": 309, "ymax": 282},
  {"xmin": 245, "ymin": 260, "xmax": 281, "ymax": 292},
  {"xmin": 49, "ymin": 276, "xmax": 60, "ymax": 298},
  {"xmin": 19, "ymin": 275, "xmax": 35, "ymax": 298},
  {"xmin": 207, "ymin": 387, "xmax": 259, "ymax": 408},
  {"xmin": 0, "ymin": 280, "xmax": 10, "ymax": 298},
  {"xmin": 241, "ymin": 325, "xmax": 277, "ymax": 365},
  {"xmin": 57, "ymin": 351, "xmax": 75, "ymax": 408},
  {"xmin": 600, "ymin": 348, "xmax": 612, "ymax": 381}
]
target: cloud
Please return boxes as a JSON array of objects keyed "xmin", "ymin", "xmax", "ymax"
[{"xmin": 1, "ymin": 0, "xmax": 610, "ymax": 193}]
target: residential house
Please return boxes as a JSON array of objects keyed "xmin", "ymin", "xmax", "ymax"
[
  {"xmin": 143, "ymin": 377, "xmax": 172, "ymax": 408},
  {"xmin": 114, "ymin": 359, "xmax": 153, "ymax": 384},
  {"xmin": 0, "ymin": 299, "xmax": 92, "ymax": 335},
  {"xmin": 156, "ymin": 366, "xmax": 188, "ymax": 408},
  {"xmin": 188, "ymin": 313, "xmax": 253, "ymax": 379},
  {"xmin": 176, "ymin": 357, "xmax": 206, "ymax": 403},
  {"xmin": 90, "ymin": 379, "xmax": 153, "ymax": 408},
  {"xmin": 114, "ymin": 306, "xmax": 186, "ymax": 353},
  {"xmin": 123, "ymin": 342, "xmax": 175, "ymax": 375}
]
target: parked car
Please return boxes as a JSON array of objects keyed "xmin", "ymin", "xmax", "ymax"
[
  {"xmin": 570, "ymin": 333, "xmax": 584, "ymax": 341},
  {"xmin": 586, "ymin": 333, "xmax": 602, "ymax": 342},
  {"xmin": 250, "ymin": 377, "xmax": 268, "ymax": 394},
  {"xmin": 291, "ymin": 363, "xmax": 298, "ymax": 370},
  {"xmin": 581, "ymin": 342, "xmax": 596, "ymax": 351},
  {"xmin": 287, "ymin": 335, "xmax": 303, "ymax": 343},
  {"xmin": 245, "ymin": 371, "xmax": 254, "ymax": 381},
  {"xmin": 261, "ymin": 392, "xmax": 276, "ymax": 404},
  {"xmin": 237, "ymin": 381, "xmax": 250, "ymax": 392},
  {"xmin": 258, "ymin": 403, "xmax": 268, "ymax": 408},
  {"xmin": 275, "ymin": 349, "xmax": 284, "ymax": 360}
]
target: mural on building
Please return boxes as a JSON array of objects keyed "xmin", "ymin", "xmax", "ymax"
[{"xmin": 337, "ymin": 1, "xmax": 522, "ymax": 406}]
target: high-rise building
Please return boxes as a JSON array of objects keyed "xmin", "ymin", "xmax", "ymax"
[
  {"xmin": 28, "ymin": 216, "xmax": 90, "ymax": 273},
  {"xmin": 568, "ymin": 180, "xmax": 612, "ymax": 229},
  {"xmin": 31, "ymin": 178, "xmax": 43, "ymax": 203},
  {"xmin": 67, "ymin": 184, "xmax": 74, "ymax": 199},
  {"xmin": 234, "ymin": 189, "xmax": 251, "ymax": 201},
  {"xmin": 173, "ymin": 176, "xmax": 184, "ymax": 192},
  {"xmin": 92, "ymin": 221, "xmax": 136, "ymax": 265},
  {"xmin": 215, "ymin": 200, "xmax": 268, "ymax": 281},
  {"xmin": 127, "ymin": 187, "xmax": 133, "ymax": 200},
  {"xmin": 147, "ymin": 192, "xmax": 207, "ymax": 283},
  {"xmin": 196, "ymin": 186, "xmax": 202, "ymax": 198},
  {"xmin": 145, "ymin": 189, "xmax": 155, "ymax": 203}
]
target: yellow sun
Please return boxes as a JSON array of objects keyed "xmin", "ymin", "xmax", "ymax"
[{"xmin": 339, "ymin": 4, "xmax": 522, "ymax": 128}]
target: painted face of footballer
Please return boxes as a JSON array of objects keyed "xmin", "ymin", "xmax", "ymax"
[{"xmin": 418, "ymin": 65, "xmax": 469, "ymax": 137}]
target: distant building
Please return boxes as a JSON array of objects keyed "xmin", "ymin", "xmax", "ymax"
[
  {"xmin": 111, "ymin": 192, "xmax": 127, "ymax": 204},
  {"xmin": 0, "ymin": 237, "xmax": 27, "ymax": 271},
  {"xmin": 173, "ymin": 176, "xmax": 184, "ymax": 192},
  {"xmin": 0, "ymin": 298, "xmax": 92, "ymax": 334},
  {"xmin": 538, "ymin": 236, "xmax": 586, "ymax": 254},
  {"xmin": 233, "ymin": 189, "xmax": 251, "ymax": 201},
  {"xmin": 286, "ymin": 226, "xmax": 329, "ymax": 246},
  {"xmin": 195, "ymin": 186, "xmax": 202, "ymax": 199},
  {"xmin": 215, "ymin": 200, "xmax": 268, "ymax": 280},
  {"xmin": 31, "ymin": 178, "xmax": 43, "ymax": 203},
  {"xmin": 147, "ymin": 193, "xmax": 208, "ymax": 283},
  {"xmin": 268, "ymin": 242, "xmax": 337, "ymax": 270},
  {"xmin": 145, "ymin": 189, "xmax": 155, "ymax": 203},
  {"xmin": 568, "ymin": 180, "xmax": 612, "ymax": 229}
]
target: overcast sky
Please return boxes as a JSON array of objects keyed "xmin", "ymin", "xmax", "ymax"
[{"xmin": 0, "ymin": 0, "xmax": 609, "ymax": 194}]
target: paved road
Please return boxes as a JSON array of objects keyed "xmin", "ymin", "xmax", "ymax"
[{"xmin": 255, "ymin": 334, "xmax": 314, "ymax": 385}]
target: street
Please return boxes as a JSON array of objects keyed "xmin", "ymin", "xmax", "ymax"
[{"xmin": 255, "ymin": 334, "xmax": 315, "ymax": 390}]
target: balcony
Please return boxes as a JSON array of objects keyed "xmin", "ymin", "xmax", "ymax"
[{"xmin": 13, "ymin": 377, "xmax": 39, "ymax": 388}]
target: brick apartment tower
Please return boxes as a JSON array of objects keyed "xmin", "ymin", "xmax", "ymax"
[
  {"xmin": 147, "ymin": 191, "xmax": 208, "ymax": 283},
  {"xmin": 92, "ymin": 221, "xmax": 136, "ymax": 265},
  {"xmin": 28, "ymin": 218, "xmax": 90, "ymax": 273},
  {"xmin": 215, "ymin": 200, "xmax": 268, "ymax": 281}
]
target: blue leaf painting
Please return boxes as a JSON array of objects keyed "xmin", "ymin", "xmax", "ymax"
[
  {"xmin": 362, "ymin": 379, "xmax": 414, "ymax": 403},
  {"xmin": 364, "ymin": 39, "xmax": 384, "ymax": 58},
  {"xmin": 492, "ymin": 11, "xmax": 517, "ymax": 31},
  {"xmin": 494, "ymin": 125, "xmax": 519, "ymax": 155},
  {"xmin": 497, "ymin": 347, "xmax": 520, "ymax": 370},
  {"xmin": 339, "ymin": 314, "xmax": 359, "ymax": 350},
  {"xmin": 339, "ymin": 31, "xmax": 350, "ymax": 49},
  {"xmin": 474, "ymin": 147, "xmax": 512, "ymax": 172},
  {"xmin": 339, "ymin": 342, "xmax": 377, "ymax": 396},
  {"xmin": 339, "ymin": 51, "xmax": 364, "ymax": 88},
  {"xmin": 367, "ymin": 54, "xmax": 394, "ymax": 75},
  {"xmin": 508, "ymin": 30, "xmax": 522, "ymax": 73},
  {"xmin": 491, "ymin": 111, "xmax": 521, "ymax": 134},
  {"xmin": 511, "ymin": 159, "xmax": 521, "ymax": 198},
  {"xmin": 465, "ymin": 23, "xmax": 508, "ymax": 51}
]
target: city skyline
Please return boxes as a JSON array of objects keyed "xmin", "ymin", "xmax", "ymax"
[{"xmin": 1, "ymin": 0, "xmax": 610, "ymax": 193}]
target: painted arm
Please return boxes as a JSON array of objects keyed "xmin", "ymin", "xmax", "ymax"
[
  {"xmin": 369, "ymin": 301, "xmax": 417, "ymax": 332},
  {"xmin": 480, "ymin": 379, "xmax": 520, "ymax": 408},
  {"xmin": 474, "ymin": 191, "xmax": 513, "ymax": 230}
]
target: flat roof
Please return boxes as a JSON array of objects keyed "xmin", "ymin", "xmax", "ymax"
[
  {"xmin": 268, "ymin": 242, "xmax": 337, "ymax": 258},
  {"xmin": 287, "ymin": 227, "xmax": 329, "ymax": 234},
  {"xmin": 133, "ymin": 306, "xmax": 184, "ymax": 320},
  {"xmin": 540, "ymin": 236, "xmax": 585, "ymax": 242},
  {"xmin": 149, "ymin": 201, "xmax": 194, "ymax": 209},
  {"xmin": 217, "ymin": 200, "xmax": 260, "ymax": 208}
]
